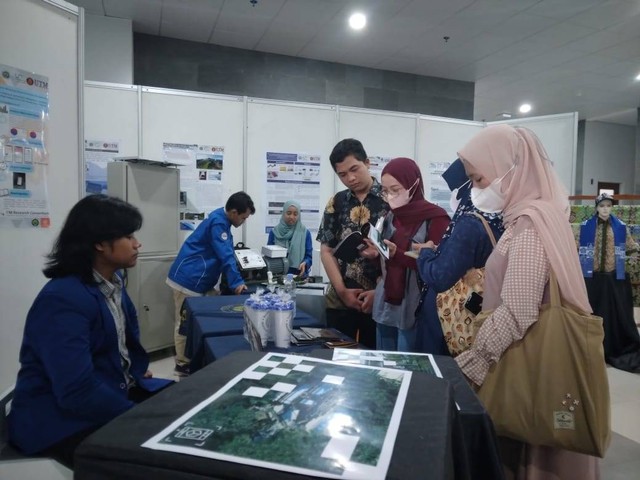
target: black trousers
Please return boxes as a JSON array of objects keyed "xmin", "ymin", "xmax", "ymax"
[
  {"xmin": 326, "ymin": 308, "xmax": 376, "ymax": 349},
  {"xmin": 44, "ymin": 384, "xmax": 171, "ymax": 469}
]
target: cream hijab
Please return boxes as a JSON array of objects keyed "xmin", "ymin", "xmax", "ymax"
[{"xmin": 458, "ymin": 124, "xmax": 591, "ymax": 313}]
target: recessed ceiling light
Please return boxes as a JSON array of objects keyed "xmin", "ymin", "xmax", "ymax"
[
  {"xmin": 635, "ymin": 73, "xmax": 640, "ymax": 81},
  {"xmin": 349, "ymin": 12, "xmax": 366, "ymax": 30},
  {"xmin": 519, "ymin": 103, "xmax": 532, "ymax": 114}
]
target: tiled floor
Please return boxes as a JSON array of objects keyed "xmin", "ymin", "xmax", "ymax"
[{"xmin": 2, "ymin": 348, "xmax": 639, "ymax": 479}]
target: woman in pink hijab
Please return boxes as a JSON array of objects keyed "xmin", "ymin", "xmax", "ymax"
[{"xmin": 455, "ymin": 124, "xmax": 599, "ymax": 479}]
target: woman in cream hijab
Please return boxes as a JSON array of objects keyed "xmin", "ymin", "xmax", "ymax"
[{"xmin": 456, "ymin": 124, "xmax": 599, "ymax": 479}]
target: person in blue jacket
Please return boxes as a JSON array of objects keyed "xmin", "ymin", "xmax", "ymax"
[
  {"xmin": 166, "ymin": 191, "xmax": 255, "ymax": 376},
  {"xmin": 414, "ymin": 159, "xmax": 504, "ymax": 354},
  {"xmin": 267, "ymin": 200, "xmax": 312, "ymax": 277},
  {"xmin": 8, "ymin": 194, "xmax": 172, "ymax": 467}
]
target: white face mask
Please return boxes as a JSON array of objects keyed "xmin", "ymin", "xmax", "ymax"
[
  {"xmin": 449, "ymin": 180, "xmax": 470, "ymax": 213},
  {"xmin": 470, "ymin": 166, "xmax": 514, "ymax": 214}
]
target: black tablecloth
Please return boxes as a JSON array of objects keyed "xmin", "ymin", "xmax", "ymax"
[
  {"xmin": 309, "ymin": 350, "xmax": 504, "ymax": 480},
  {"xmin": 75, "ymin": 351, "xmax": 461, "ymax": 480}
]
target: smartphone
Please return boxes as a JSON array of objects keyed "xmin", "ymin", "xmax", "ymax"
[{"xmin": 464, "ymin": 292, "xmax": 483, "ymax": 316}]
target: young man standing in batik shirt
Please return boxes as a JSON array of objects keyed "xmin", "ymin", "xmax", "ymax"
[{"xmin": 317, "ymin": 138, "xmax": 389, "ymax": 348}]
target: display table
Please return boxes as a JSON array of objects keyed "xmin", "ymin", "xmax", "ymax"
[
  {"xmin": 309, "ymin": 350, "xmax": 504, "ymax": 480},
  {"xmin": 74, "ymin": 351, "xmax": 462, "ymax": 480},
  {"xmin": 183, "ymin": 295, "xmax": 324, "ymax": 372}
]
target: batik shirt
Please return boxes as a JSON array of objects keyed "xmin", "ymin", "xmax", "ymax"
[{"xmin": 317, "ymin": 178, "xmax": 389, "ymax": 296}]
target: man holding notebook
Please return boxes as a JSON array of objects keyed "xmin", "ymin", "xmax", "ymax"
[{"xmin": 316, "ymin": 138, "xmax": 389, "ymax": 348}]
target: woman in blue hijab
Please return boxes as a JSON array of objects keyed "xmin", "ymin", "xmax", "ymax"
[{"xmin": 268, "ymin": 200, "xmax": 313, "ymax": 277}]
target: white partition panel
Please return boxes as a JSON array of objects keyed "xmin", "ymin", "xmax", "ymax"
[
  {"xmin": 488, "ymin": 112, "xmax": 578, "ymax": 193},
  {"xmin": 141, "ymin": 87, "xmax": 245, "ymax": 237},
  {"xmin": 245, "ymin": 99, "xmax": 337, "ymax": 252},
  {"xmin": 84, "ymin": 82, "xmax": 139, "ymax": 157},
  {"xmin": 418, "ymin": 116, "xmax": 483, "ymax": 204},
  {"xmin": 338, "ymin": 107, "xmax": 417, "ymax": 191},
  {"xmin": 0, "ymin": 0, "xmax": 81, "ymax": 392}
]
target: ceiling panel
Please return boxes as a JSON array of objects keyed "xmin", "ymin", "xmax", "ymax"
[
  {"xmin": 68, "ymin": 0, "xmax": 640, "ymax": 124},
  {"xmin": 160, "ymin": 0, "xmax": 224, "ymax": 43}
]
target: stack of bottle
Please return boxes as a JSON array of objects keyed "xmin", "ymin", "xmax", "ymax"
[{"xmin": 243, "ymin": 286, "xmax": 295, "ymax": 348}]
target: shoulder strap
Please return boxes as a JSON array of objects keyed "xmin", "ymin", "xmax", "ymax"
[{"xmin": 471, "ymin": 212, "xmax": 497, "ymax": 248}]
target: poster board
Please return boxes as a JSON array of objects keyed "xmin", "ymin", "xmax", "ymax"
[
  {"xmin": 140, "ymin": 87, "xmax": 245, "ymax": 237},
  {"xmin": 245, "ymin": 99, "xmax": 337, "ymax": 251},
  {"xmin": 338, "ymin": 107, "xmax": 417, "ymax": 191},
  {"xmin": 0, "ymin": 0, "xmax": 82, "ymax": 392},
  {"xmin": 84, "ymin": 81, "xmax": 139, "ymax": 193},
  {"xmin": 488, "ymin": 112, "xmax": 578, "ymax": 193},
  {"xmin": 418, "ymin": 116, "xmax": 483, "ymax": 208}
]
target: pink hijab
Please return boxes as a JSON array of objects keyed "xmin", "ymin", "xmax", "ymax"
[{"xmin": 458, "ymin": 124, "xmax": 591, "ymax": 313}]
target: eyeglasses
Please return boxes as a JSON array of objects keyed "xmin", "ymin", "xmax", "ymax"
[{"xmin": 380, "ymin": 188, "xmax": 404, "ymax": 200}]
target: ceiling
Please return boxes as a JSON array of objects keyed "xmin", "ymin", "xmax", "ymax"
[{"xmin": 70, "ymin": 0, "xmax": 640, "ymax": 125}]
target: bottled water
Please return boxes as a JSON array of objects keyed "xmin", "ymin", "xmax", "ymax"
[{"xmin": 283, "ymin": 273, "xmax": 296, "ymax": 317}]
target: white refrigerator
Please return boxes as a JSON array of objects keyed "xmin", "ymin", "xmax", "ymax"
[{"xmin": 108, "ymin": 160, "xmax": 180, "ymax": 352}]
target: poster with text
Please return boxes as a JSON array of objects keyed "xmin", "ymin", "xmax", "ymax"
[
  {"xmin": 266, "ymin": 151, "xmax": 321, "ymax": 234},
  {"xmin": 163, "ymin": 142, "xmax": 225, "ymax": 215},
  {"xmin": 0, "ymin": 64, "xmax": 51, "ymax": 228},
  {"xmin": 428, "ymin": 160, "xmax": 455, "ymax": 215},
  {"xmin": 84, "ymin": 139, "xmax": 119, "ymax": 195}
]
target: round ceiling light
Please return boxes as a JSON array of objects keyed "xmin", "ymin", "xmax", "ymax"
[
  {"xmin": 349, "ymin": 12, "xmax": 366, "ymax": 30},
  {"xmin": 519, "ymin": 103, "xmax": 532, "ymax": 114}
]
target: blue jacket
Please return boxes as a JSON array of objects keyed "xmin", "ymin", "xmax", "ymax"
[
  {"xmin": 267, "ymin": 229, "xmax": 313, "ymax": 276},
  {"xmin": 8, "ymin": 275, "xmax": 169, "ymax": 455},
  {"xmin": 168, "ymin": 207, "xmax": 244, "ymax": 293}
]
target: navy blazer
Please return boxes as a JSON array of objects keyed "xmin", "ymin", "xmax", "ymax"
[{"xmin": 8, "ymin": 275, "xmax": 169, "ymax": 455}]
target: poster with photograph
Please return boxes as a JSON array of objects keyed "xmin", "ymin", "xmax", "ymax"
[
  {"xmin": 331, "ymin": 349, "xmax": 443, "ymax": 378},
  {"xmin": 84, "ymin": 139, "xmax": 119, "ymax": 194},
  {"xmin": 143, "ymin": 353, "xmax": 411, "ymax": 480},
  {"xmin": 163, "ymin": 142, "xmax": 225, "ymax": 215},
  {"xmin": 0, "ymin": 64, "xmax": 51, "ymax": 228}
]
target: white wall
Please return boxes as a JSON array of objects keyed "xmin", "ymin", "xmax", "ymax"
[
  {"xmin": 582, "ymin": 121, "xmax": 636, "ymax": 196},
  {"xmin": 85, "ymin": 14, "xmax": 133, "ymax": 84},
  {"xmin": 0, "ymin": 0, "xmax": 81, "ymax": 392}
]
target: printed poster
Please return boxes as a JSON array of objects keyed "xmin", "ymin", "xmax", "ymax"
[
  {"xmin": 0, "ymin": 64, "xmax": 51, "ymax": 228},
  {"xmin": 163, "ymin": 142, "xmax": 225, "ymax": 216},
  {"xmin": 84, "ymin": 139, "xmax": 119, "ymax": 194},
  {"xmin": 331, "ymin": 349, "xmax": 442, "ymax": 378},
  {"xmin": 143, "ymin": 353, "xmax": 411, "ymax": 480},
  {"xmin": 429, "ymin": 160, "xmax": 455, "ymax": 215},
  {"xmin": 266, "ymin": 151, "xmax": 321, "ymax": 234},
  {"xmin": 368, "ymin": 155, "xmax": 391, "ymax": 182}
]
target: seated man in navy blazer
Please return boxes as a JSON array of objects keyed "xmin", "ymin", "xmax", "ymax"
[{"xmin": 8, "ymin": 194, "xmax": 172, "ymax": 468}]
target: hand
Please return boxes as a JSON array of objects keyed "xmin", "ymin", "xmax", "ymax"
[
  {"xmin": 143, "ymin": 370, "xmax": 153, "ymax": 379},
  {"xmin": 383, "ymin": 239, "xmax": 397, "ymax": 258},
  {"xmin": 412, "ymin": 241, "xmax": 436, "ymax": 251},
  {"xmin": 358, "ymin": 290, "xmax": 375, "ymax": 314},
  {"xmin": 298, "ymin": 262, "xmax": 307, "ymax": 275},
  {"xmin": 359, "ymin": 239, "xmax": 380, "ymax": 259},
  {"xmin": 234, "ymin": 284, "xmax": 248, "ymax": 295},
  {"xmin": 338, "ymin": 287, "xmax": 364, "ymax": 310}
]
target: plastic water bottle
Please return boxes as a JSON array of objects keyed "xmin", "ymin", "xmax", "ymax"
[{"xmin": 283, "ymin": 273, "xmax": 297, "ymax": 317}]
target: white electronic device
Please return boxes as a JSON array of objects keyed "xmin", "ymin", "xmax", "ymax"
[
  {"xmin": 234, "ymin": 248, "xmax": 267, "ymax": 270},
  {"xmin": 261, "ymin": 245, "xmax": 288, "ymax": 258}
]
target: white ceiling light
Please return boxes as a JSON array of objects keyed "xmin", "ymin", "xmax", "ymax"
[
  {"xmin": 635, "ymin": 73, "xmax": 640, "ymax": 81},
  {"xmin": 349, "ymin": 12, "xmax": 366, "ymax": 30},
  {"xmin": 519, "ymin": 103, "xmax": 532, "ymax": 114}
]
